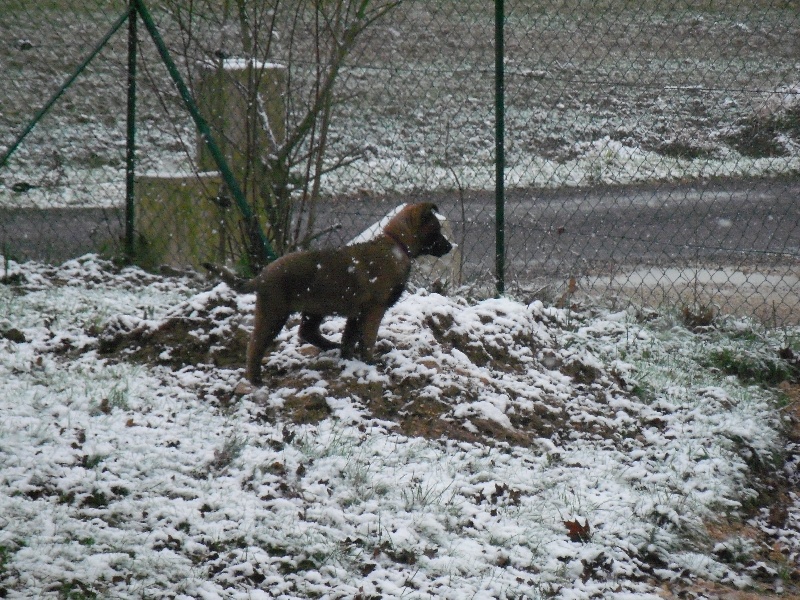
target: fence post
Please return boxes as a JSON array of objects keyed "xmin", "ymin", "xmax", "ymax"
[
  {"xmin": 495, "ymin": 0, "xmax": 506, "ymax": 296},
  {"xmin": 125, "ymin": 1, "xmax": 137, "ymax": 263}
]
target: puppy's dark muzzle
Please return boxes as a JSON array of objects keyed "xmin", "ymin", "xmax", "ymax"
[{"xmin": 423, "ymin": 235, "xmax": 453, "ymax": 258}]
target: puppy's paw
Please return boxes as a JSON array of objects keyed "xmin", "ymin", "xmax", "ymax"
[{"xmin": 358, "ymin": 350, "xmax": 376, "ymax": 365}]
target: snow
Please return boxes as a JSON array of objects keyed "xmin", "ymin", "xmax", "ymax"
[
  {"xmin": 198, "ymin": 58, "xmax": 287, "ymax": 73},
  {"xmin": 348, "ymin": 204, "xmax": 406, "ymax": 245},
  {"xmin": 0, "ymin": 254, "xmax": 796, "ymax": 598},
  {"xmin": 3, "ymin": 101, "xmax": 800, "ymax": 208},
  {"xmin": 318, "ymin": 144, "xmax": 800, "ymax": 201}
]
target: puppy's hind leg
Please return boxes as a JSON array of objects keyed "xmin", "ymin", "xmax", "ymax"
[
  {"xmin": 247, "ymin": 295, "xmax": 289, "ymax": 385},
  {"xmin": 299, "ymin": 313, "xmax": 340, "ymax": 351}
]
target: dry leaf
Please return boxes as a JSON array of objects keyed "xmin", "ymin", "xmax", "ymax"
[{"xmin": 564, "ymin": 518, "xmax": 591, "ymax": 543}]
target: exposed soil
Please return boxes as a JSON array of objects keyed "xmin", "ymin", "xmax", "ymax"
[{"xmin": 97, "ymin": 287, "xmax": 570, "ymax": 446}]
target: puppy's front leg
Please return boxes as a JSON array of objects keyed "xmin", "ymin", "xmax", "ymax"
[
  {"xmin": 357, "ymin": 306, "xmax": 388, "ymax": 363},
  {"xmin": 247, "ymin": 295, "xmax": 289, "ymax": 385}
]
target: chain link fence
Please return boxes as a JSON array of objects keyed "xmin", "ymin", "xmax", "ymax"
[{"xmin": 1, "ymin": 0, "xmax": 799, "ymax": 323}]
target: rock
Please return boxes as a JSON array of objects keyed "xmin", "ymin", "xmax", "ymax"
[
  {"xmin": 2, "ymin": 328, "xmax": 26, "ymax": 343},
  {"xmin": 233, "ymin": 381, "xmax": 255, "ymax": 396}
]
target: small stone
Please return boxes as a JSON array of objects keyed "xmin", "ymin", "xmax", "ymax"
[
  {"xmin": 2, "ymin": 328, "xmax": 26, "ymax": 343},
  {"xmin": 233, "ymin": 381, "xmax": 254, "ymax": 395}
]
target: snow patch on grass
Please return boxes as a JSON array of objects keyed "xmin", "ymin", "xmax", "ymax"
[{"xmin": 0, "ymin": 255, "xmax": 795, "ymax": 598}]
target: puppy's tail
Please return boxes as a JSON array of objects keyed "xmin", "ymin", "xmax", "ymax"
[{"xmin": 202, "ymin": 262, "xmax": 258, "ymax": 293}]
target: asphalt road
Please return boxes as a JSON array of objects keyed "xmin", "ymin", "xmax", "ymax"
[
  {"xmin": 316, "ymin": 175, "xmax": 800, "ymax": 281},
  {"xmin": 2, "ymin": 176, "xmax": 799, "ymax": 282},
  {"xmin": 0, "ymin": 206, "xmax": 124, "ymax": 265}
]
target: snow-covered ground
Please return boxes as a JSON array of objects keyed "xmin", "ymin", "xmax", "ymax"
[
  {"xmin": 1, "ymin": 255, "xmax": 798, "ymax": 598},
  {"xmin": 2, "ymin": 106, "xmax": 798, "ymax": 210}
]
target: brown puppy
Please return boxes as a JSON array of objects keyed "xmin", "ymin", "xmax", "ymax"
[{"xmin": 206, "ymin": 202, "xmax": 452, "ymax": 385}]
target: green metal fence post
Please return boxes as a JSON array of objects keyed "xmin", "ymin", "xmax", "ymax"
[
  {"xmin": 495, "ymin": 0, "xmax": 506, "ymax": 296},
  {"xmin": 132, "ymin": 0, "xmax": 277, "ymax": 263},
  {"xmin": 125, "ymin": 1, "xmax": 137, "ymax": 263}
]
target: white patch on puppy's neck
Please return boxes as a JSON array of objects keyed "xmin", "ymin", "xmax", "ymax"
[{"xmin": 392, "ymin": 244, "xmax": 408, "ymax": 261}]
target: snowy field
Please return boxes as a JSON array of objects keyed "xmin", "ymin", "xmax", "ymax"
[
  {"xmin": 1, "ymin": 3, "xmax": 799, "ymax": 208},
  {"xmin": 1, "ymin": 254, "xmax": 799, "ymax": 598}
]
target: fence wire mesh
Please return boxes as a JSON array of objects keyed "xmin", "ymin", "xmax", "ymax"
[{"xmin": 1, "ymin": 0, "xmax": 799, "ymax": 324}]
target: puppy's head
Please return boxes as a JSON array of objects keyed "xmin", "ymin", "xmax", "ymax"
[
  {"xmin": 413, "ymin": 202, "xmax": 453, "ymax": 258},
  {"xmin": 384, "ymin": 202, "xmax": 453, "ymax": 258}
]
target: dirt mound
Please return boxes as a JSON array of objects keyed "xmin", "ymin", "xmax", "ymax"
[
  {"xmin": 98, "ymin": 286, "xmax": 636, "ymax": 447},
  {"xmin": 99, "ymin": 284, "xmax": 250, "ymax": 369}
]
